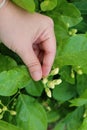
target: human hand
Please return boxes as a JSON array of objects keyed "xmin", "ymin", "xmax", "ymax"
[{"xmin": 0, "ymin": 1, "xmax": 56, "ymax": 81}]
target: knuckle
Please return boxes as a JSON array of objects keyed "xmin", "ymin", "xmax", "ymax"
[
  {"xmin": 27, "ymin": 62, "xmax": 40, "ymax": 72},
  {"xmin": 46, "ymin": 17, "xmax": 54, "ymax": 27}
]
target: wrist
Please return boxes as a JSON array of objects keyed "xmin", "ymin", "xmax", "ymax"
[
  {"xmin": 0, "ymin": 0, "xmax": 12, "ymax": 41},
  {"xmin": 0, "ymin": 0, "xmax": 9, "ymax": 9}
]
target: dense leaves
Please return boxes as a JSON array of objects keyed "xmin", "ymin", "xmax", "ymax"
[
  {"xmin": 16, "ymin": 94, "xmax": 47, "ymax": 130},
  {"xmin": 54, "ymin": 107, "xmax": 84, "ymax": 130},
  {"xmin": 0, "ymin": 65, "xmax": 30, "ymax": 96},
  {"xmin": 53, "ymin": 81, "xmax": 76, "ymax": 102},
  {"xmin": 12, "ymin": 0, "xmax": 35, "ymax": 12},
  {"xmin": 40, "ymin": 0, "xmax": 57, "ymax": 11},
  {"xmin": 0, "ymin": 0, "xmax": 87, "ymax": 129},
  {"xmin": 0, "ymin": 120, "xmax": 22, "ymax": 130},
  {"xmin": 25, "ymin": 79, "xmax": 43, "ymax": 96}
]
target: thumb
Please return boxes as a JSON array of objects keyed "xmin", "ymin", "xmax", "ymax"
[{"xmin": 19, "ymin": 48, "xmax": 42, "ymax": 81}]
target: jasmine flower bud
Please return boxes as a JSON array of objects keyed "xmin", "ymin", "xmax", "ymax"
[
  {"xmin": 50, "ymin": 68, "xmax": 59, "ymax": 76},
  {"xmin": 45, "ymin": 88, "xmax": 52, "ymax": 98},
  {"xmin": 0, "ymin": 108, "xmax": 2, "ymax": 113},
  {"xmin": 53, "ymin": 79, "xmax": 62, "ymax": 85},
  {"xmin": 3, "ymin": 106, "xmax": 7, "ymax": 111},
  {"xmin": 0, "ymin": 114, "xmax": 3, "ymax": 119},
  {"xmin": 10, "ymin": 110, "xmax": 17, "ymax": 115},
  {"xmin": 77, "ymin": 69, "xmax": 83, "ymax": 75},
  {"xmin": 71, "ymin": 69, "xmax": 75, "ymax": 78},
  {"xmin": 42, "ymin": 77, "xmax": 48, "ymax": 84},
  {"xmin": 47, "ymin": 81, "xmax": 55, "ymax": 89}
]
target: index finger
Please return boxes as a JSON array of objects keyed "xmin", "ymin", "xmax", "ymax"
[{"xmin": 42, "ymin": 29, "xmax": 56, "ymax": 77}]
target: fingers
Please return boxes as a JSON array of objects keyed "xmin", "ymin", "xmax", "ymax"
[
  {"xmin": 42, "ymin": 29, "xmax": 56, "ymax": 77},
  {"xmin": 19, "ymin": 47, "xmax": 42, "ymax": 81}
]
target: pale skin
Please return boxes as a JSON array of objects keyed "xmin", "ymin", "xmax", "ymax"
[{"xmin": 0, "ymin": 0, "xmax": 56, "ymax": 81}]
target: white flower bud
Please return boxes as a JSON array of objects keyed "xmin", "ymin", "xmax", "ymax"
[
  {"xmin": 45, "ymin": 88, "xmax": 52, "ymax": 98},
  {"xmin": 47, "ymin": 81, "xmax": 55, "ymax": 89},
  {"xmin": 71, "ymin": 70, "xmax": 75, "ymax": 78},
  {"xmin": 10, "ymin": 110, "xmax": 17, "ymax": 115},
  {"xmin": 66, "ymin": 23, "xmax": 70, "ymax": 28},
  {"xmin": 83, "ymin": 113, "xmax": 87, "ymax": 118},
  {"xmin": 3, "ymin": 106, "xmax": 7, "ymax": 111},
  {"xmin": 53, "ymin": 79, "xmax": 62, "ymax": 85},
  {"xmin": 0, "ymin": 114, "xmax": 3, "ymax": 119},
  {"xmin": 71, "ymin": 72, "xmax": 75, "ymax": 78},
  {"xmin": 47, "ymin": 106, "xmax": 51, "ymax": 111},
  {"xmin": 77, "ymin": 66, "xmax": 81, "ymax": 69},
  {"xmin": 0, "ymin": 108, "xmax": 2, "ymax": 113},
  {"xmin": 77, "ymin": 69, "xmax": 83, "ymax": 75},
  {"xmin": 50, "ymin": 68, "xmax": 59, "ymax": 76},
  {"xmin": 42, "ymin": 77, "xmax": 48, "ymax": 84},
  {"xmin": 69, "ymin": 29, "xmax": 77, "ymax": 36}
]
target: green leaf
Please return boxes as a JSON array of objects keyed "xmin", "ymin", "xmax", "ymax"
[
  {"xmin": 75, "ymin": 21, "xmax": 87, "ymax": 33},
  {"xmin": 45, "ymin": 9, "xmax": 69, "ymax": 42},
  {"xmin": 0, "ymin": 120, "xmax": 22, "ymax": 130},
  {"xmin": 78, "ymin": 116, "xmax": 87, "ymax": 130},
  {"xmin": 0, "ymin": 54, "xmax": 17, "ymax": 72},
  {"xmin": 0, "ymin": 66, "xmax": 30, "ymax": 96},
  {"xmin": 74, "ymin": 1, "xmax": 87, "ymax": 14},
  {"xmin": 25, "ymin": 79, "xmax": 43, "ymax": 96},
  {"xmin": 40, "ymin": 0, "xmax": 57, "ymax": 11},
  {"xmin": 59, "ymin": 66, "xmax": 75, "ymax": 84},
  {"xmin": 69, "ymin": 98, "xmax": 87, "ymax": 107},
  {"xmin": 80, "ymin": 89, "xmax": 87, "ymax": 99},
  {"xmin": 16, "ymin": 94, "xmax": 47, "ymax": 130},
  {"xmin": 54, "ymin": 107, "xmax": 84, "ymax": 130},
  {"xmin": 56, "ymin": 34, "xmax": 87, "ymax": 70},
  {"xmin": 76, "ymin": 74, "xmax": 87, "ymax": 95},
  {"xmin": 54, "ymin": 121, "xmax": 65, "ymax": 130},
  {"xmin": 53, "ymin": 81, "xmax": 76, "ymax": 102},
  {"xmin": 70, "ymin": 88, "xmax": 87, "ymax": 107},
  {"xmin": 60, "ymin": 3, "xmax": 82, "ymax": 27},
  {"xmin": 47, "ymin": 110, "xmax": 60, "ymax": 123},
  {"xmin": 12, "ymin": 0, "xmax": 35, "ymax": 12}
]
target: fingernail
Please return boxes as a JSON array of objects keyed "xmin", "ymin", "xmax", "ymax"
[{"xmin": 31, "ymin": 71, "xmax": 42, "ymax": 81}]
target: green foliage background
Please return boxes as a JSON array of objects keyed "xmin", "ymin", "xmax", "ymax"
[{"xmin": 0, "ymin": 0, "xmax": 87, "ymax": 130}]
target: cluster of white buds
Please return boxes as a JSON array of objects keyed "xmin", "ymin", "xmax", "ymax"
[
  {"xmin": 69, "ymin": 29, "xmax": 77, "ymax": 36},
  {"xmin": 42, "ymin": 68, "xmax": 62, "ymax": 98},
  {"xmin": 71, "ymin": 66, "xmax": 83, "ymax": 78},
  {"xmin": 0, "ymin": 100, "xmax": 16, "ymax": 119}
]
